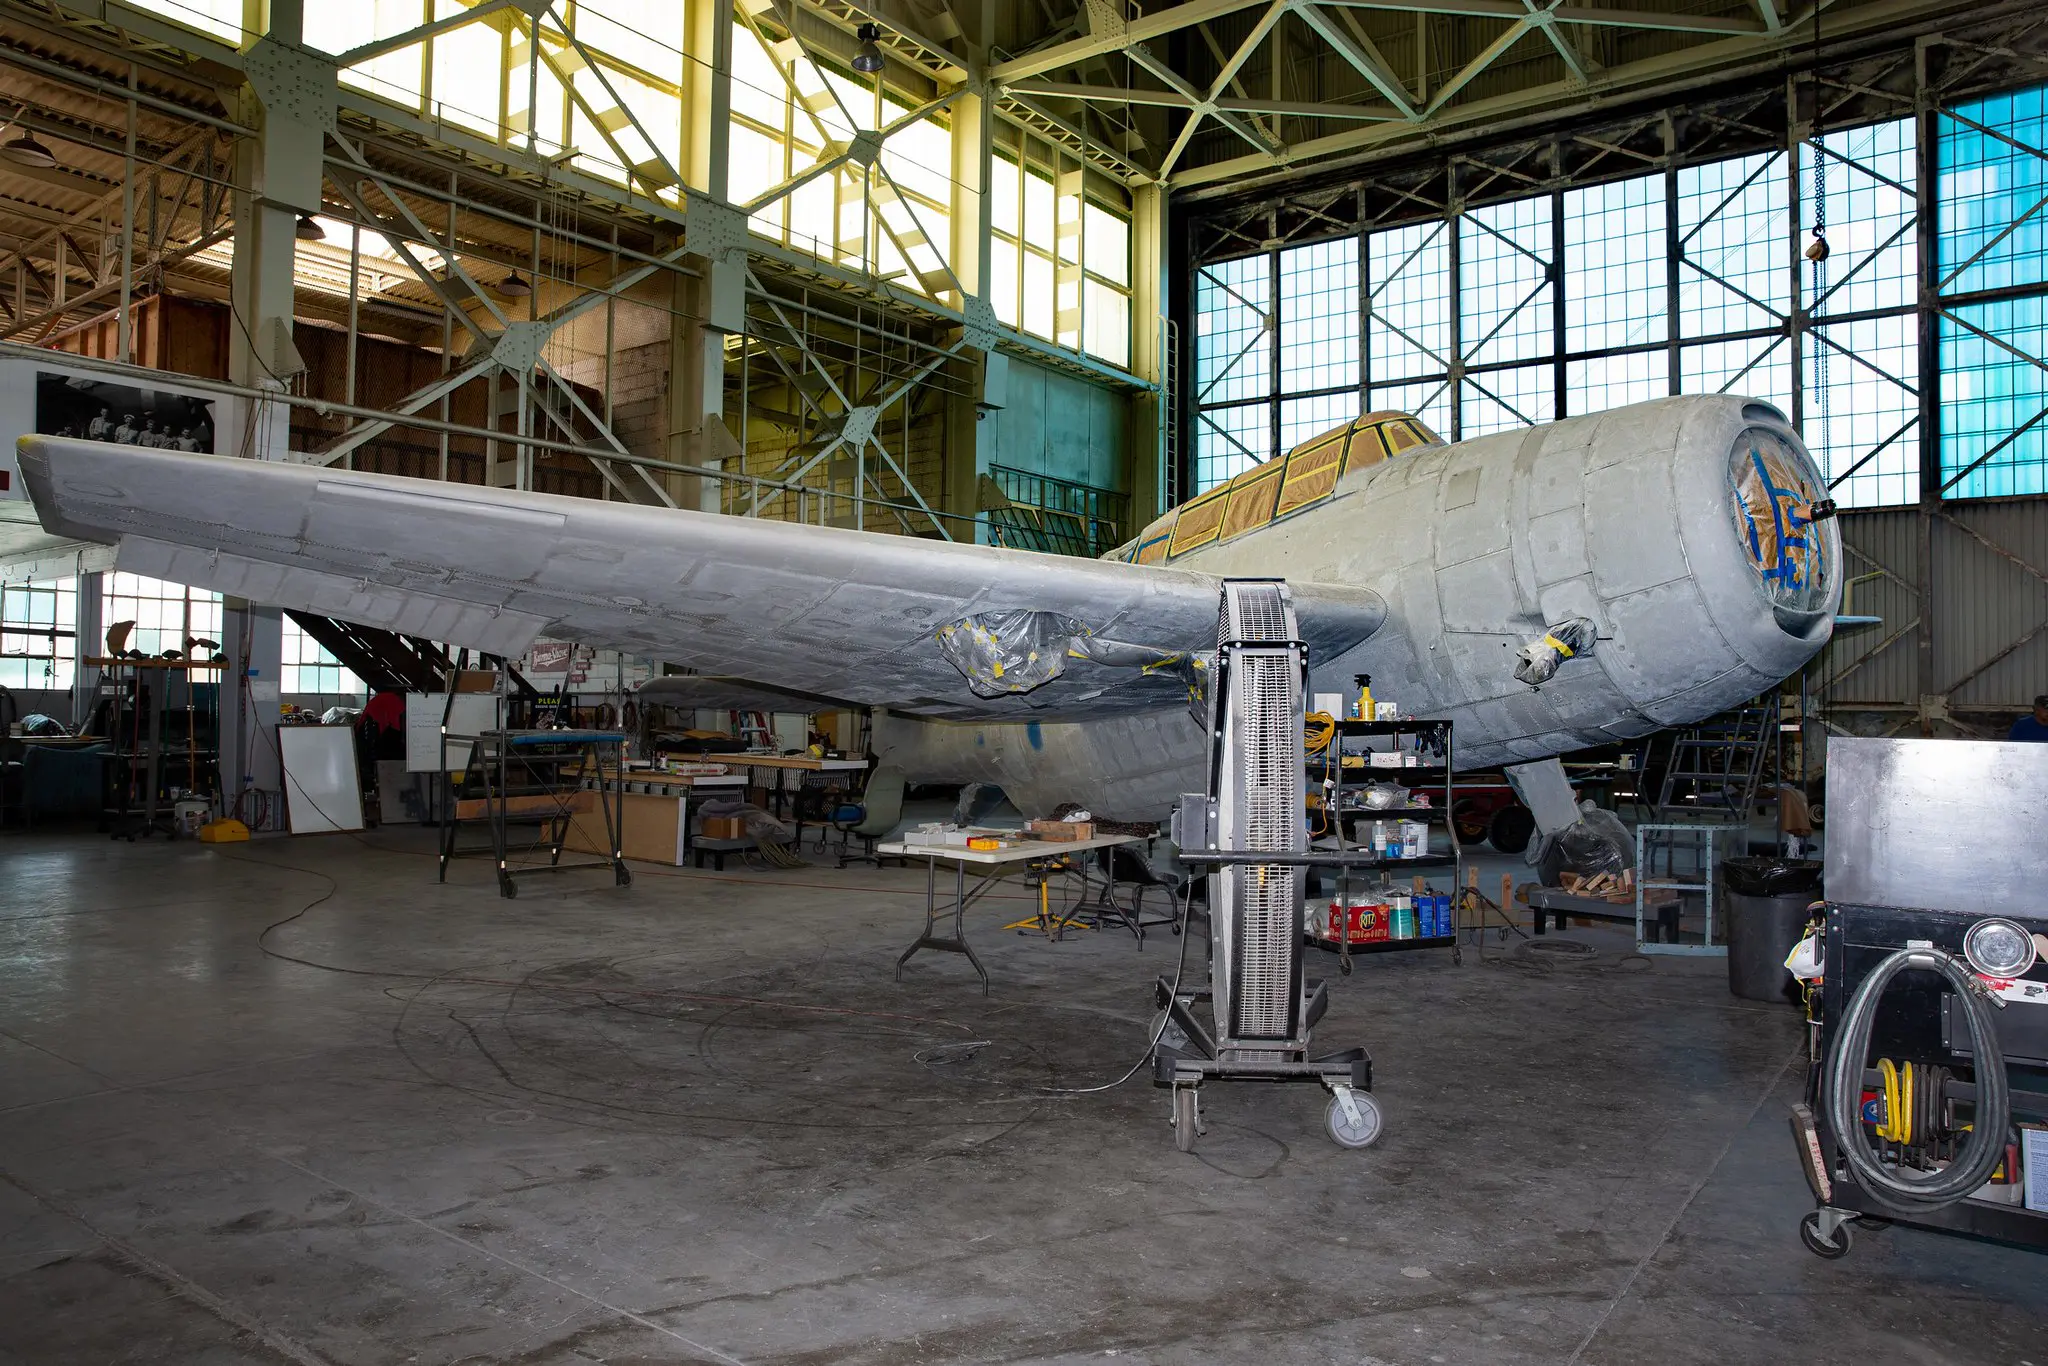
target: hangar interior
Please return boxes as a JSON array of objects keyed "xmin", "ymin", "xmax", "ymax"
[{"xmin": 2, "ymin": 0, "xmax": 2048, "ymax": 1361}]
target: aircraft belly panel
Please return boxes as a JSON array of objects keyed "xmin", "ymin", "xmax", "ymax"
[
  {"xmin": 1437, "ymin": 552, "xmax": 1523, "ymax": 634},
  {"xmin": 1438, "ymin": 630, "xmax": 1525, "ymax": 704},
  {"xmin": 1526, "ymin": 427, "xmax": 1589, "ymax": 515},
  {"xmin": 1434, "ymin": 432, "xmax": 1519, "ymax": 558},
  {"xmin": 1586, "ymin": 403, "xmax": 1678, "ymax": 470},
  {"xmin": 1600, "ymin": 578, "xmax": 1732, "ymax": 697},
  {"xmin": 1586, "ymin": 458, "xmax": 1691, "ymax": 597},
  {"xmin": 874, "ymin": 711, "xmax": 1204, "ymax": 820},
  {"xmin": 1527, "ymin": 508, "xmax": 1589, "ymax": 587}
]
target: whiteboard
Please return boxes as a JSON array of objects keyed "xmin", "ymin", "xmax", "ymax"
[
  {"xmin": 279, "ymin": 726, "xmax": 364, "ymax": 834},
  {"xmin": 405, "ymin": 692, "xmax": 501, "ymax": 773}
]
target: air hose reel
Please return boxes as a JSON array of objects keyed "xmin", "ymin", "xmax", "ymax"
[{"xmin": 1820, "ymin": 947, "xmax": 2011, "ymax": 1214}]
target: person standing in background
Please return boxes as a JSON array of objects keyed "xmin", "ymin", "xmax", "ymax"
[{"xmin": 2010, "ymin": 695, "xmax": 2048, "ymax": 742}]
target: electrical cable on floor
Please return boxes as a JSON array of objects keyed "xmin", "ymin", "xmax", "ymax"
[
  {"xmin": 219, "ymin": 710, "xmax": 1185, "ymax": 1101},
  {"xmin": 1031, "ymin": 882, "xmax": 1198, "ymax": 1097},
  {"xmin": 1518, "ymin": 938, "xmax": 1599, "ymax": 961},
  {"xmin": 908, "ymin": 882, "xmax": 1200, "ymax": 1098},
  {"xmin": 1457, "ymin": 880, "xmax": 1652, "ymax": 972}
]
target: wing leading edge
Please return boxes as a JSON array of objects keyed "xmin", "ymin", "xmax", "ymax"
[{"xmin": 19, "ymin": 438, "xmax": 1386, "ymax": 721}]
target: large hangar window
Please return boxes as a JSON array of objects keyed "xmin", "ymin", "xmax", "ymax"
[
  {"xmin": 1186, "ymin": 92, "xmax": 2048, "ymax": 510},
  {"xmin": 0, "ymin": 579, "xmax": 77, "ymax": 691},
  {"xmin": 1939, "ymin": 84, "xmax": 2048, "ymax": 500},
  {"xmin": 1802, "ymin": 119, "xmax": 1921, "ymax": 509}
]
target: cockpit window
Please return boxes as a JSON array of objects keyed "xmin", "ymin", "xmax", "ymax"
[
  {"xmin": 1729, "ymin": 426, "xmax": 1833, "ymax": 620},
  {"xmin": 1110, "ymin": 409, "xmax": 1445, "ymax": 566}
]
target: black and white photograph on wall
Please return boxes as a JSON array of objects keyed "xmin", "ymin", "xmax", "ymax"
[{"xmin": 34, "ymin": 371, "xmax": 215, "ymax": 452}]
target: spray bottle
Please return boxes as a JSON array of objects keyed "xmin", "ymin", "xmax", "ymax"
[{"xmin": 1353, "ymin": 673, "xmax": 1374, "ymax": 722}]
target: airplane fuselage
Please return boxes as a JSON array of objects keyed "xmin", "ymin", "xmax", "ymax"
[{"xmin": 878, "ymin": 395, "xmax": 1841, "ymax": 819}]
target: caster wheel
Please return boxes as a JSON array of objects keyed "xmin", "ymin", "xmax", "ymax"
[
  {"xmin": 1799, "ymin": 1211, "xmax": 1852, "ymax": 1259},
  {"xmin": 1171, "ymin": 1087, "xmax": 1201, "ymax": 1153},
  {"xmin": 499, "ymin": 877, "xmax": 519, "ymax": 900},
  {"xmin": 615, "ymin": 865, "xmax": 633, "ymax": 887},
  {"xmin": 1326, "ymin": 1091, "xmax": 1383, "ymax": 1149},
  {"xmin": 1152, "ymin": 1009, "xmax": 1189, "ymax": 1053}
]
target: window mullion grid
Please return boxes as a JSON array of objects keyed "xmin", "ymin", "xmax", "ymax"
[
  {"xmin": 1918, "ymin": 89, "xmax": 1943, "ymax": 510},
  {"xmin": 1269, "ymin": 244, "xmax": 1282, "ymax": 465},
  {"xmin": 1552, "ymin": 178, "xmax": 1567, "ymax": 419},
  {"xmin": 1357, "ymin": 192, "xmax": 1370, "ymax": 416},
  {"xmin": 1666, "ymin": 162, "xmax": 1682, "ymax": 396},
  {"xmin": 1447, "ymin": 208, "xmax": 1463, "ymax": 441}
]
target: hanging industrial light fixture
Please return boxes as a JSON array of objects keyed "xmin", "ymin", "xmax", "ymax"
[
  {"xmin": 294, "ymin": 215, "xmax": 326, "ymax": 241},
  {"xmin": 495, "ymin": 270, "xmax": 533, "ymax": 298},
  {"xmin": 0, "ymin": 129, "xmax": 57, "ymax": 169},
  {"xmin": 852, "ymin": 22, "xmax": 885, "ymax": 74}
]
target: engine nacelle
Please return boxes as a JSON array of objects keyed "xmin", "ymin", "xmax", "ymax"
[
  {"xmin": 880, "ymin": 395, "xmax": 1839, "ymax": 812},
  {"xmin": 1279, "ymin": 395, "xmax": 1839, "ymax": 766}
]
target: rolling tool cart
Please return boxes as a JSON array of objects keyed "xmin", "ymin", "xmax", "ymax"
[
  {"xmin": 1791, "ymin": 739, "xmax": 2048, "ymax": 1258},
  {"xmin": 438, "ymin": 720, "xmax": 631, "ymax": 899},
  {"xmin": 1304, "ymin": 716, "xmax": 1463, "ymax": 967},
  {"xmin": 1158, "ymin": 580, "xmax": 1379, "ymax": 1154}
]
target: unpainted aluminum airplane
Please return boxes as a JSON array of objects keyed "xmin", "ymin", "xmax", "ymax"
[{"xmin": 18, "ymin": 393, "xmax": 1840, "ymax": 821}]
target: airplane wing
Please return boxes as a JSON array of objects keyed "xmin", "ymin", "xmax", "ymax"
[{"xmin": 18, "ymin": 438, "xmax": 1386, "ymax": 722}]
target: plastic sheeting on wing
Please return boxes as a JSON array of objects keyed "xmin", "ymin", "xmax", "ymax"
[
  {"xmin": 935, "ymin": 610, "xmax": 1088, "ymax": 696},
  {"xmin": 1514, "ymin": 616, "xmax": 1599, "ymax": 687},
  {"xmin": 934, "ymin": 608, "xmax": 1204, "ymax": 701}
]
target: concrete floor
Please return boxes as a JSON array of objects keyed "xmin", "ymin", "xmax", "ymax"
[{"xmin": 1, "ymin": 826, "xmax": 2042, "ymax": 1366}]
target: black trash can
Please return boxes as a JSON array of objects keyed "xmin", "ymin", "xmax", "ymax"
[{"xmin": 1722, "ymin": 857, "xmax": 1823, "ymax": 1003}]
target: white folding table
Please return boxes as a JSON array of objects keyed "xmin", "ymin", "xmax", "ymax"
[{"xmin": 877, "ymin": 832, "xmax": 1142, "ymax": 993}]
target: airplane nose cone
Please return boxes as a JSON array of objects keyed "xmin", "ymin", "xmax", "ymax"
[{"xmin": 1725, "ymin": 421, "xmax": 1840, "ymax": 644}]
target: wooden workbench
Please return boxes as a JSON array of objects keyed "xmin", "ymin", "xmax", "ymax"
[
  {"xmin": 672, "ymin": 751, "xmax": 869, "ymax": 836},
  {"xmin": 561, "ymin": 767, "xmax": 747, "ymax": 866},
  {"xmin": 671, "ymin": 752, "xmax": 869, "ymax": 773}
]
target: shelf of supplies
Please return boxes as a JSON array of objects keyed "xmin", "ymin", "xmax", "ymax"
[
  {"xmin": 1306, "ymin": 933, "xmax": 1457, "ymax": 955},
  {"xmin": 1308, "ymin": 847, "xmax": 1457, "ymax": 868},
  {"xmin": 1328, "ymin": 718, "xmax": 1444, "ymax": 734},
  {"xmin": 1336, "ymin": 804, "xmax": 1447, "ymax": 817},
  {"xmin": 1302, "ymin": 714, "xmax": 1464, "ymax": 910}
]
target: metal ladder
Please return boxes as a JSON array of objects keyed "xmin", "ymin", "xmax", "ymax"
[{"xmin": 1654, "ymin": 694, "xmax": 1778, "ymax": 822}]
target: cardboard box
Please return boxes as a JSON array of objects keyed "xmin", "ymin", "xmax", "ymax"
[
  {"xmin": 701, "ymin": 815, "xmax": 748, "ymax": 840},
  {"xmin": 565, "ymin": 792, "xmax": 688, "ymax": 865}
]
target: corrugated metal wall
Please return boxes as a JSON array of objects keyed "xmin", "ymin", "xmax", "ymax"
[{"xmin": 1817, "ymin": 498, "xmax": 2048, "ymax": 712}]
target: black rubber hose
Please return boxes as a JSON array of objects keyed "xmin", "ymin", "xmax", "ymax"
[{"xmin": 1822, "ymin": 948, "xmax": 2010, "ymax": 1214}]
